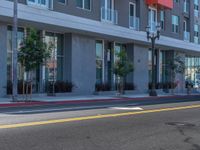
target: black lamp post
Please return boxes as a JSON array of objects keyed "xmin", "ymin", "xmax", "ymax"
[{"xmin": 146, "ymin": 24, "xmax": 161, "ymax": 96}]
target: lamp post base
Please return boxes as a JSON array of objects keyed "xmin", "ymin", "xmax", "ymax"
[{"xmin": 149, "ymin": 90, "xmax": 157, "ymax": 96}]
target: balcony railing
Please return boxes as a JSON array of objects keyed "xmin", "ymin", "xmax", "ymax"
[
  {"xmin": 183, "ymin": 2, "xmax": 189, "ymax": 13},
  {"xmin": 148, "ymin": 21, "xmax": 160, "ymax": 33},
  {"xmin": 26, "ymin": 0, "xmax": 53, "ymax": 10},
  {"xmin": 184, "ymin": 31, "xmax": 190, "ymax": 42},
  {"xmin": 129, "ymin": 16, "xmax": 140, "ymax": 31},
  {"xmin": 194, "ymin": 10, "xmax": 199, "ymax": 17},
  {"xmin": 194, "ymin": 36, "xmax": 199, "ymax": 44},
  {"xmin": 101, "ymin": 7, "xmax": 118, "ymax": 25}
]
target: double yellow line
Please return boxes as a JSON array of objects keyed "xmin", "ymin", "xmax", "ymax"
[{"xmin": 0, "ymin": 104, "xmax": 200, "ymax": 129}]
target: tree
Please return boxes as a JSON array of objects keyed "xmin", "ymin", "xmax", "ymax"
[
  {"xmin": 113, "ymin": 50, "xmax": 134, "ymax": 95},
  {"xmin": 167, "ymin": 52, "xmax": 185, "ymax": 94},
  {"xmin": 18, "ymin": 28, "xmax": 51, "ymax": 100}
]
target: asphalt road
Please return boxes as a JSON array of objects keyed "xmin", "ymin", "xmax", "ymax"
[{"xmin": 0, "ymin": 98, "xmax": 200, "ymax": 150}]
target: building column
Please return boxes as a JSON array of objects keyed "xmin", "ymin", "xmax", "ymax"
[
  {"xmin": 133, "ymin": 44, "xmax": 149, "ymax": 93},
  {"xmin": 0, "ymin": 24, "xmax": 7, "ymax": 97},
  {"xmin": 65, "ymin": 33, "xmax": 96, "ymax": 94}
]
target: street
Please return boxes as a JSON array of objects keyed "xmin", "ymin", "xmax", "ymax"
[{"xmin": 0, "ymin": 97, "xmax": 200, "ymax": 150}]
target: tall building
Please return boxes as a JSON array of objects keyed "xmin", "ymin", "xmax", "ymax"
[{"xmin": 0, "ymin": 0, "xmax": 200, "ymax": 97}]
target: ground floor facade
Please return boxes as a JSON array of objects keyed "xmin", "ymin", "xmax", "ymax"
[{"xmin": 1, "ymin": 23, "xmax": 200, "ymax": 98}]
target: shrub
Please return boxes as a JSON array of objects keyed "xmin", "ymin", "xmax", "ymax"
[
  {"xmin": 95, "ymin": 83, "xmax": 111, "ymax": 92},
  {"xmin": 47, "ymin": 81, "xmax": 73, "ymax": 93},
  {"xmin": 95, "ymin": 82, "xmax": 135, "ymax": 91},
  {"xmin": 149, "ymin": 82, "xmax": 178, "ymax": 90},
  {"xmin": 7, "ymin": 80, "xmax": 31, "ymax": 95},
  {"xmin": 124, "ymin": 82, "xmax": 135, "ymax": 90}
]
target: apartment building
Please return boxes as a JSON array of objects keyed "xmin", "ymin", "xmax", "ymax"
[{"xmin": 0, "ymin": 0, "xmax": 200, "ymax": 97}]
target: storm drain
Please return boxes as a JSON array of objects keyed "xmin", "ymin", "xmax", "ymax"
[{"xmin": 166, "ymin": 122, "xmax": 196, "ymax": 127}]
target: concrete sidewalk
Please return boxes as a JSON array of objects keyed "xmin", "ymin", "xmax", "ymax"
[{"xmin": 0, "ymin": 92, "xmax": 198, "ymax": 108}]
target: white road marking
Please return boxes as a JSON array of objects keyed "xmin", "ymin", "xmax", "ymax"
[
  {"xmin": 0, "ymin": 104, "xmax": 140, "ymax": 114},
  {"xmin": 110, "ymin": 107, "xmax": 143, "ymax": 110}
]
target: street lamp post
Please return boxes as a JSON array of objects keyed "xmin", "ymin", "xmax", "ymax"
[
  {"xmin": 12, "ymin": 0, "xmax": 18, "ymax": 101},
  {"xmin": 146, "ymin": 24, "xmax": 161, "ymax": 96}
]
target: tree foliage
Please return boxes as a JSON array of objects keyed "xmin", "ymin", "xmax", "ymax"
[
  {"xmin": 113, "ymin": 50, "xmax": 134, "ymax": 94},
  {"xmin": 168, "ymin": 52, "xmax": 185, "ymax": 80},
  {"xmin": 113, "ymin": 50, "xmax": 134, "ymax": 78},
  {"xmin": 18, "ymin": 28, "xmax": 51, "ymax": 72}
]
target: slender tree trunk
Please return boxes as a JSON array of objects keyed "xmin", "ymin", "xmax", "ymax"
[
  {"xmin": 25, "ymin": 71, "xmax": 29, "ymax": 101},
  {"xmin": 22, "ymin": 66, "xmax": 25, "ymax": 101},
  {"xmin": 120, "ymin": 77, "xmax": 124, "ymax": 95},
  {"xmin": 30, "ymin": 71, "xmax": 33, "ymax": 101}
]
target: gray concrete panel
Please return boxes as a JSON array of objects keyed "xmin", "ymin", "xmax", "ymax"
[
  {"xmin": 71, "ymin": 34, "xmax": 96, "ymax": 94},
  {"xmin": 133, "ymin": 44, "xmax": 149, "ymax": 93}
]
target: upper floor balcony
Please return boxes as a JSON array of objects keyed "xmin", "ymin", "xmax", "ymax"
[
  {"xmin": 146, "ymin": 0, "xmax": 173, "ymax": 9},
  {"xmin": 129, "ymin": 16, "xmax": 140, "ymax": 31},
  {"xmin": 194, "ymin": 36, "xmax": 199, "ymax": 44},
  {"xmin": 184, "ymin": 31, "xmax": 190, "ymax": 42},
  {"xmin": 26, "ymin": 0, "xmax": 53, "ymax": 9},
  {"xmin": 194, "ymin": 10, "xmax": 199, "ymax": 17},
  {"xmin": 101, "ymin": 7, "xmax": 118, "ymax": 25}
]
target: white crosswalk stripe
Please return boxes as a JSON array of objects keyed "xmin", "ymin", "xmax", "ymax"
[{"xmin": 110, "ymin": 107, "xmax": 143, "ymax": 110}]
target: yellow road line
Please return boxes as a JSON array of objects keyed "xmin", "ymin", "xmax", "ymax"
[{"xmin": 0, "ymin": 104, "xmax": 200, "ymax": 129}]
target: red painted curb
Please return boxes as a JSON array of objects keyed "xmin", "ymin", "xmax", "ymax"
[{"xmin": 0, "ymin": 95, "xmax": 198, "ymax": 108}]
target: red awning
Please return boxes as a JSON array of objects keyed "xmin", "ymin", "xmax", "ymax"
[{"xmin": 146, "ymin": 0, "xmax": 173, "ymax": 9}]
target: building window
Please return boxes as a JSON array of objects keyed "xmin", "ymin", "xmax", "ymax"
[
  {"xmin": 45, "ymin": 32, "xmax": 64, "ymax": 82},
  {"xmin": 58, "ymin": 0, "xmax": 66, "ymax": 4},
  {"xmin": 172, "ymin": 15, "xmax": 179, "ymax": 33},
  {"xmin": 7, "ymin": 26, "xmax": 24, "ymax": 82},
  {"xmin": 96, "ymin": 40, "xmax": 104, "ymax": 84},
  {"xmin": 148, "ymin": 7, "xmax": 157, "ymax": 32},
  {"xmin": 76, "ymin": 0, "xmax": 91, "ymax": 10},
  {"xmin": 194, "ymin": 0, "xmax": 199, "ymax": 17},
  {"xmin": 174, "ymin": 0, "xmax": 179, "ymax": 3},
  {"xmin": 185, "ymin": 56, "xmax": 200, "ymax": 88},
  {"xmin": 184, "ymin": 0, "xmax": 189, "ymax": 13},
  {"xmin": 27, "ymin": 0, "xmax": 49, "ymax": 8},
  {"xmin": 194, "ymin": 24, "xmax": 199, "ymax": 44},
  {"xmin": 160, "ymin": 10, "xmax": 165, "ymax": 30}
]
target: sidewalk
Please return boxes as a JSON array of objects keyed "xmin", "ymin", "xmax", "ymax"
[{"xmin": 0, "ymin": 92, "xmax": 199, "ymax": 108}]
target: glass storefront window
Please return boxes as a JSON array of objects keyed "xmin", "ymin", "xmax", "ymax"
[
  {"xmin": 7, "ymin": 26, "xmax": 24, "ymax": 82},
  {"xmin": 96, "ymin": 40, "xmax": 104, "ymax": 84},
  {"xmin": 45, "ymin": 32, "xmax": 64, "ymax": 83},
  {"xmin": 185, "ymin": 56, "xmax": 200, "ymax": 88},
  {"xmin": 148, "ymin": 50, "xmax": 152, "ymax": 83}
]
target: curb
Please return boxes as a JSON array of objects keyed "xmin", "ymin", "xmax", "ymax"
[{"xmin": 0, "ymin": 95, "xmax": 199, "ymax": 108}]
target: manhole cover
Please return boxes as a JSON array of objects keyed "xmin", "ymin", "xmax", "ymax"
[{"xmin": 166, "ymin": 122, "xmax": 196, "ymax": 127}]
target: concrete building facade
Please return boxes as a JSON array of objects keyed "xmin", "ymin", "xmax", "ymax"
[{"xmin": 0, "ymin": 0, "xmax": 200, "ymax": 98}]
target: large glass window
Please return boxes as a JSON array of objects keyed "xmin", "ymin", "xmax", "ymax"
[
  {"xmin": 185, "ymin": 56, "xmax": 200, "ymax": 88},
  {"xmin": 7, "ymin": 26, "xmax": 24, "ymax": 82},
  {"xmin": 172, "ymin": 15, "xmax": 179, "ymax": 33},
  {"xmin": 148, "ymin": 50, "xmax": 152, "ymax": 83},
  {"xmin": 45, "ymin": 32, "xmax": 64, "ymax": 83},
  {"xmin": 96, "ymin": 40, "xmax": 104, "ymax": 84}
]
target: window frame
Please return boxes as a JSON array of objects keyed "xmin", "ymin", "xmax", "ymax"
[
  {"xmin": 172, "ymin": 15, "xmax": 179, "ymax": 33},
  {"xmin": 76, "ymin": 0, "xmax": 91, "ymax": 11}
]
